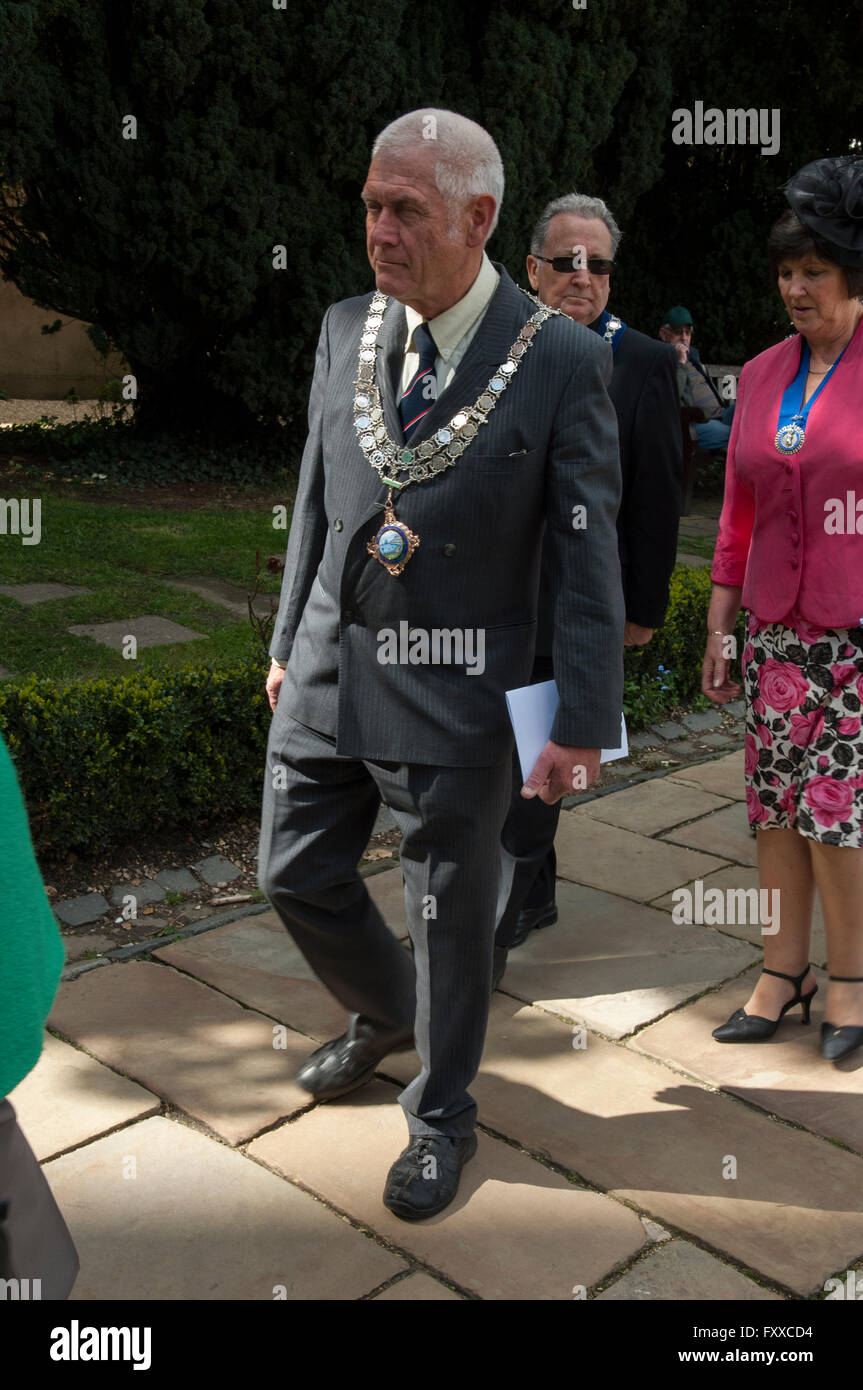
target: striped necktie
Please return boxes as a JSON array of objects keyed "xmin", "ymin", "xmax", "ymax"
[{"xmin": 399, "ymin": 321, "xmax": 437, "ymax": 439}]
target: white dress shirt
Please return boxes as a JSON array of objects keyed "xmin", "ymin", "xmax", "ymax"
[{"xmin": 400, "ymin": 251, "xmax": 500, "ymax": 398}]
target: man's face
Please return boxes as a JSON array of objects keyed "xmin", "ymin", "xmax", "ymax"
[
  {"xmin": 659, "ymin": 323, "xmax": 693, "ymax": 350},
  {"xmin": 361, "ymin": 145, "xmax": 477, "ymax": 316},
  {"xmin": 526, "ymin": 214, "xmax": 613, "ymax": 324}
]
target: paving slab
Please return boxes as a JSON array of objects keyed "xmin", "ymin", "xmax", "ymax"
[
  {"xmin": 627, "ymin": 733, "xmax": 659, "ymax": 750},
  {"xmin": 7, "ymin": 1033, "xmax": 158, "ymax": 1161},
  {"xmin": 154, "ymin": 911, "xmax": 350, "ymax": 1042},
  {"xmin": 498, "ymin": 880, "xmax": 758, "ymax": 1037},
  {"xmin": 67, "ymin": 615, "xmax": 207, "ymax": 651},
  {"xmin": 0, "ymin": 582, "xmax": 91, "ymax": 604},
  {"xmin": 597, "ymin": 1240, "xmax": 783, "ymax": 1300},
  {"xmin": 48, "ymin": 961, "xmax": 315, "ymax": 1145},
  {"xmin": 383, "ymin": 997, "xmax": 863, "ymax": 1295},
  {"xmin": 54, "ymin": 892, "xmax": 110, "ymax": 926},
  {"xmin": 372, "ymin": 1273, "xmax": 464, "ymax": 1300},
  {"xmin": 698, "ymin": 732, "xmax": 741, "ymax": 748},
  {"xmin": 650, "ymin": 865, "xmax": 828, "ymax": 965},
  {"xmin": 554, "ymin": 811, "xmax": 729, "ymax": 901},
  {"xmin": 0, "ymin": 665, "xmax": 13, "ymax": 679},
  {"xmin": 577, "ymin": 778, "xmax": 730, "ymax": 836},
  {"xmin": 62, "ymin": 932, "xmax": 105, "ymax": 963},
  {"xmin": 249, "ymin": 1082, "xmax": 646, "ymax": 1300},
  {"xmin": 44, "ymin": 1116, "xmax": 404, "ymax": 1300},
  {"xmin": 668, "ymin": 751, "xmax": 745, "ymax": 800},
  {"xmin": 661, "ymin": 800, "xmax": 756, "ymax": 865},
  {"xmin": 682, "ymin": 710, "xmax": 723, "ymax": 733},
  {"xmin": 156, "ymin": 867, "xmax": 200, "ymax": 895},
  {"xmin": 109, "ymin": 878, "xmax": 166, "ymax": 909},
  {"xmin": 632, "ymin": 966, "xmax": 863, "ymax": 1152},
  {"xmin": 725, "ymin": 700, "xmax": 746, "ymax": 718},
  {"xmin": 651, "ymin": 722, "xmax": 687, "ymax": 741},
  {"xmin": 654, "ymin": 740, "xmax": 701, "ymax": 762},
  {"xmin": 164, "ymin": 576, "xmax": 276, "ymax": 619},
  {"xmin": 192, "ymin": 854, "xmax": 242, "ymax": 886}
]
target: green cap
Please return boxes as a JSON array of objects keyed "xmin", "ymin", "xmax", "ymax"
[{"xmin": 664, "ymin": 305, "xmax": 693, "ymax": 328}]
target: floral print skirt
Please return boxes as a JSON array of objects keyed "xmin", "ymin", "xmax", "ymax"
[{"xmin": 744, "ymin": 615, "xmax": 863, "ymax": 845}]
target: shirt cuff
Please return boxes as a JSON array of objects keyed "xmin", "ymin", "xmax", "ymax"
[{"xmin": 271, "ymin": 658, "xmax": 287, "ymax": 669}]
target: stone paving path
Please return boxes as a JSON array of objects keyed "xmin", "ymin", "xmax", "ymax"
[{"xmin": 12, "ymin": 749, "xmax": 863, "ymax": 1301}]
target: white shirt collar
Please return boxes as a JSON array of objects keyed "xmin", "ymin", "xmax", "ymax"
[{"xmin": 404, "ymin": 252, "xmax": 499, "ymax": 361}]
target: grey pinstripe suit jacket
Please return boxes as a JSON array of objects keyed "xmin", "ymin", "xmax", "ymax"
[{"xmin": 270, "ymin": 264, "xmax": 625, "ymax": 766}]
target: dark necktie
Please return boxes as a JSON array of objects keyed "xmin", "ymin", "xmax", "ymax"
[{"xmin": 399, "ymin": 321, "xmax": 437, "ymax": 439}]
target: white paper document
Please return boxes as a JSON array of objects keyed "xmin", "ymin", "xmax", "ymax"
[{"xmin": 505, "ymin": 679, "xmax": 628, "ymax": 785}]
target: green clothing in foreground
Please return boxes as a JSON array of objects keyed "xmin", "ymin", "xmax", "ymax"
[{"xmin": 0, "ymin": 734, "xmax": 64, "ymax": 1097}]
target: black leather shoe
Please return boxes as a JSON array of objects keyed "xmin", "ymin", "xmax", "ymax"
[
  {"xmin": 296, "ymin": 1017, "xmax": 414, "ymax": 1101},
  {"xmin": 491, "ymin": 945, "xmax": 508, "ymax": 991},
  {"xmin": 509, "ymin": 901, "xmax": 557, "ymax": 949},
  {"xmin": 712, "ymin": 965, "xmax": 817, "ymax": 1042},
  {"xmin": 383, "ymin": 1132, "xmax": 478, "ymax": 1221},
  {"xmin": 821, "ymin": 975, "xmax": 863, "ymax": 1061}
]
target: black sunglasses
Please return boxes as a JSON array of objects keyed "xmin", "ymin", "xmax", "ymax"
[{"xmin": 536, "ymin": 254, "xmax": 614, "ymax": 276}]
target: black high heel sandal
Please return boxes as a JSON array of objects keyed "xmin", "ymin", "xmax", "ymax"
[
  {"xmin": 712, "ymin": 965, "xmax": 818, "ymax": 1042},
  {"xmin": 821, "ymin": 976, "xmax": 863, "ymax": 1062}
]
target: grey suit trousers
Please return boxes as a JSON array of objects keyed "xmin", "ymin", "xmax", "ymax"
[{"xmin": 258, "ymin": 708, "xmax": 512, "ymax": 1138}]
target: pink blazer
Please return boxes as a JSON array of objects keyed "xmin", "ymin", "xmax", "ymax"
[{"xmin": 712, "ymin": 316, "xmax": 863, "ymax": 627}]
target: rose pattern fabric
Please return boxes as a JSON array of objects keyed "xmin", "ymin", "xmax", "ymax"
[{"xmin": 744, "ymin": 613, "xmax": 863, "ymax": 845}]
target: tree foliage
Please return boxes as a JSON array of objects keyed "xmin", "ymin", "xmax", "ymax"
[{"xmin": 0, "ymin": 0, "xmax": 860, "ymax": 464}]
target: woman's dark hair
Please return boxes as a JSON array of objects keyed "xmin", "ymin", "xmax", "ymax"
[{"xmin": 768, "ymin": 208, "xmax": 863, "ymax": 298}]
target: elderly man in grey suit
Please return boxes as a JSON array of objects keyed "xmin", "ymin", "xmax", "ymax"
[{"xmin": 259, "ymin": 107, "xmax": 624, "ymax": 1221}]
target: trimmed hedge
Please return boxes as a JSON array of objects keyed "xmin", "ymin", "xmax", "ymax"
[
  {"xmin": 0, "ymin": 654, "xmax": 271, "ymax": 862},
  {"xmin": 623, "ymin": 564, "xmax": 745, "ymax": 728},
  {"xmin": 1, "ymin": 566, "xmax": 738, "ymax": 862}
]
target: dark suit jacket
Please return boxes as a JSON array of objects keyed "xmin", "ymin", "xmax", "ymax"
[
  {"xmin": 270, "ymin": 264, "xmax": 625, "ymax": 766},
  {"xmin": 537, "ymin": 322, "xmax": 681, "ymax": 655}
]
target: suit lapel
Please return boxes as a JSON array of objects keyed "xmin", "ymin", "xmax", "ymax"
[{"xmin": 375, "ymin": 298, "xmax": 408, "ymax": 445}]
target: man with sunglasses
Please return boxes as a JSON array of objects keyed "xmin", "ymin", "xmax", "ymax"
[{"xmin": 493, "ymin": 193, "xmax": 682, "ymax": 979}]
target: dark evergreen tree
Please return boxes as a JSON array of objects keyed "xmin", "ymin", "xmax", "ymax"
[{"xmin": 0, "ymin": 0, "xmax": 860, "ymax": 467}]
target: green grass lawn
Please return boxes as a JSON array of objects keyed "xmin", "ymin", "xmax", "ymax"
[{"xmin": 0, "ymin": 495, "xmax": 292, "ymax": 681}]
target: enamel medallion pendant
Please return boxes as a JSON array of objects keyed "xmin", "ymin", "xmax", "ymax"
[{"xmin": 367, "ymin": 490, "xmax": 420, "ymax": 576}]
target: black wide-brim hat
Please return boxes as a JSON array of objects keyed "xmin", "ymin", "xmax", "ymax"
[{"xmin": 782, "ymin": 154, "xmax": 863, "ymax": 267}]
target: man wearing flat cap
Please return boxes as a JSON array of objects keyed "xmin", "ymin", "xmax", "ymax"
[{"xmin": 259, "ymin": 111, "xmax": 624, "ymax": 1219}]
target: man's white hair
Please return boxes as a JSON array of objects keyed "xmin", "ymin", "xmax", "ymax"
[
  {"xmin": 371, "ymin": 108, "xmax": 504, "ymax": 240},
  {"xmin": 530, "ymin": 192, "xmax": 622, "ymax": 258}
]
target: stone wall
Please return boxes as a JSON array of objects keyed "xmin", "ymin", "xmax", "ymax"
[{"xmin": 0, "ymin": 276, "xmax": 128, "ymax": 399}]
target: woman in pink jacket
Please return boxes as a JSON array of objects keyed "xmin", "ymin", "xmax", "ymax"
[{"xmin": 703, "ymin": 154, "xmax": 863, "ymax": 1062}]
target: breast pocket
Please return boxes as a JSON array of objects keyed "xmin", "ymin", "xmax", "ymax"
[{"xmin": 465, "ymin": 446, "xmax": 544, "ymax": 476}]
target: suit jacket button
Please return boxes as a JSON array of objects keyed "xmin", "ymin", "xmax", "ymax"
[
  {"xmin": 792, "ymin": 532, "xmax": 800, "ymax": 545},
  {"xmin": 443, "ymin": 543, "xmax": 456, "ymax": 556},
  {"xmin": 790, "ymin": 558, "xmax": 799, "ymax": 570},
  {"xmin": 789, "ymin": 510, "xmax": 799, "ymax": 522},
  {"xmin": 334, "ymin": 518, "xmax": 343, "ymax": 531}
]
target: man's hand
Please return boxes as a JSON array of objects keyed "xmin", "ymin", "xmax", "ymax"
[
  {"xmin": 675, "ymin": 341, "xmax": 689, "ymax": 365},
  {"xmin": 522, "ymin": 742, "xmax": 601, "ymax": 805},
  {"xmin": 624, "ymin": 621, "xmax": 654, "ymax": 647},
  {"xmin": 266, "ymin": 659, "xmax": 285, "ymax": 712}
]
